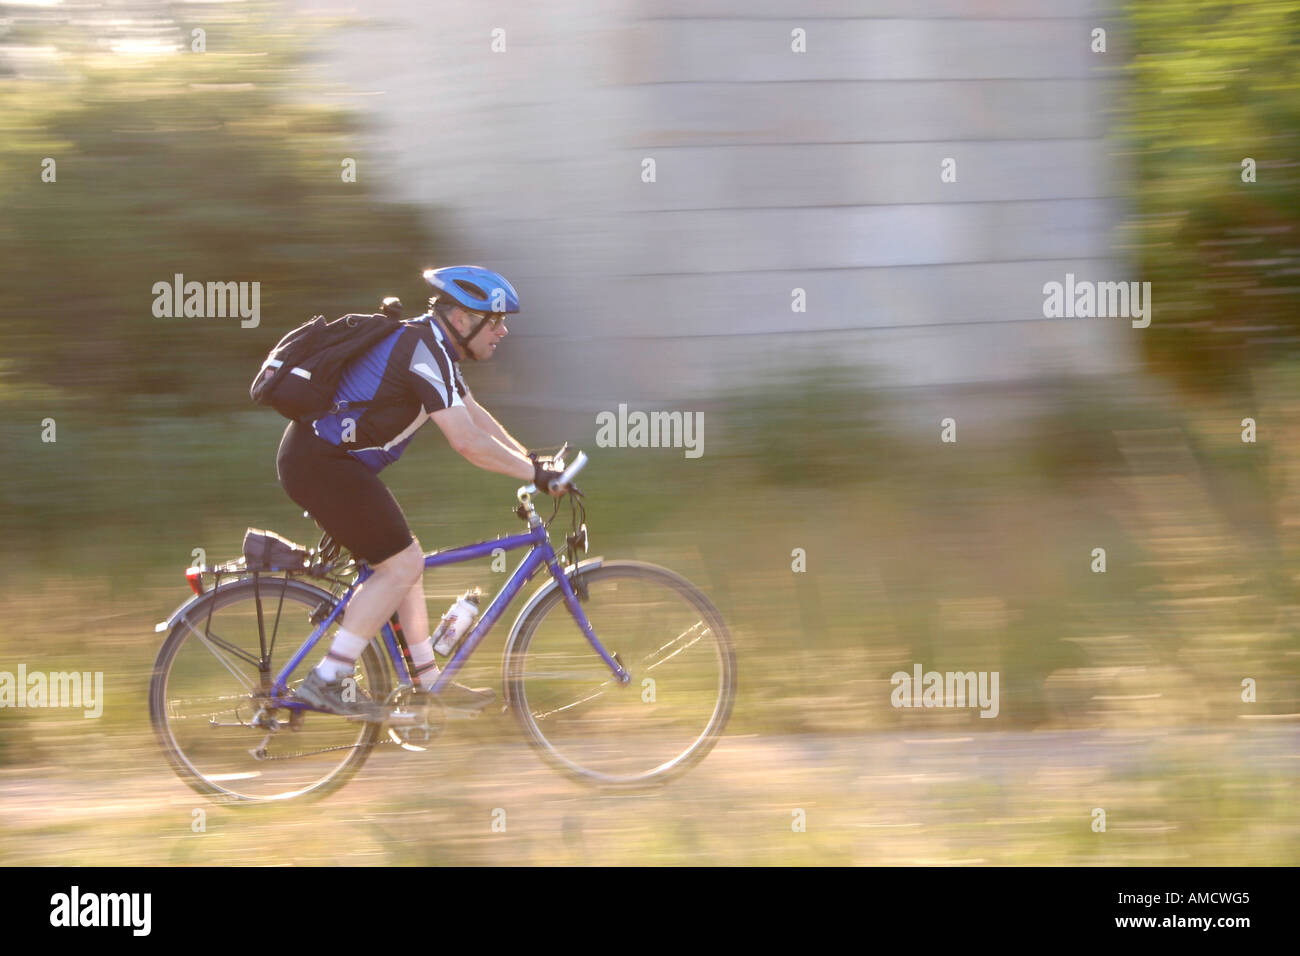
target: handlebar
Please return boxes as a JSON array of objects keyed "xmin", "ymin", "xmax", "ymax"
[
  {"xmin": 552, "ymin": 450, "xmax": 588, "ymax": 492},
  {"xmin": 521, "ymin": 449, "xmax": 588, "ymax": 497}
]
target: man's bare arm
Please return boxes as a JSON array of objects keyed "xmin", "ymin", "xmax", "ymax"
[
  {"xmin": 462, "ymin": 386, "xmax": 529, "ymax": 456},
  {"xmin": 430, "ymin": 405, "xmax": 533, "ymax": 482}
]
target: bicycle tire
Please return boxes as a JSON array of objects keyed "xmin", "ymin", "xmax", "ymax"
[
  {"xmin": 149, "ymin": 576, "xmax": 391, "ymax": 804},
  {"xmin": 504, "ymin": 560, "xmax": 736, "ymax": 790}
]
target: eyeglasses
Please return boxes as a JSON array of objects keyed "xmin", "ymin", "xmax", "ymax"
[{"xmin": 436, "ymin": 302, "xmax": 507, "ymax": 331}]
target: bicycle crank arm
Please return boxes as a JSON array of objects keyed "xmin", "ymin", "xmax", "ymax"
[{"xmin": 382, "ymin": 709, "xmax": 427, "ymax": 727}]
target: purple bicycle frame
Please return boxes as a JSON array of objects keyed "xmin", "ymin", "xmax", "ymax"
[{"xmin": 271, "ymin": 520, "xmax": 629, "ymax": 704}]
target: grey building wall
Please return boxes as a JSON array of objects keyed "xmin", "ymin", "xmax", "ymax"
[{"xmin": 300, "ymin": 0, "xmax": 1134, "ymax": 407}]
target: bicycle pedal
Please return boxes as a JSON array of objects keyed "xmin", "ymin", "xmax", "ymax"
[{"xmin": 384, "ymin": 708, "xmax": 424, "ymax": 727}]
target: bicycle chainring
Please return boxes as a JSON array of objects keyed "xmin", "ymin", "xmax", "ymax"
[{"xmin": 383, "ymin": 686, "xmax": 446, "ymax": 752}]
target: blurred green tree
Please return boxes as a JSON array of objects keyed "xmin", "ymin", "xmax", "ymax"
[
  {"xmin": 1121, "ymin": 0, "xmax": 1300, "ymax": 396},
  {"xmin": 0, "ymin": 3, "xmax": 439, "ymax": 413}
]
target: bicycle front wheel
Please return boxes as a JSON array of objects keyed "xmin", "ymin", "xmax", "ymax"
[
  {"xmin": 505, "ymin": 560, "xmax": 736, "ymax": 790},
  {"xmin": 149, "ymin": 576, "xmax": 391, "ymax": 804}
]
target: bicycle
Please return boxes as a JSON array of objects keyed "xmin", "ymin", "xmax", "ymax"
[{"xmin": 149, "ymin": 448, "xmax": 737, "ymax": 804}]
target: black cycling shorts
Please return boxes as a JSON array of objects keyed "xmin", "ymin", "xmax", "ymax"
[{"xmin": 276, "ymin": 421, "xmax": 414, "ymax": 565}]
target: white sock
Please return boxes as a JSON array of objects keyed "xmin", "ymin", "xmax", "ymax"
[
  {"xmin": 315, "ymin": 627, "xmax": 369, "ymax": 682},
  {"xmin": 409, "ymin": 636, "xmax": 440, "ymax": 690}
]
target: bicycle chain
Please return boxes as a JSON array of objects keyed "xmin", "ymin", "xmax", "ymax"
[
  {"xmin": 250, "ymin": 739, "xmax": 377, "ymax": 761},
  {"xmin": 249, "ymin": 715, "xmax": 450, "ymax": 760},
  {"xmin": 250, "ymin": 696, "xmax": 441, "ymax": 761}
]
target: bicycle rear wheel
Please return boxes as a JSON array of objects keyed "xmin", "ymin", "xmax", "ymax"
[
  {"xmin": 149, "ymin": 576, "xmax": 391, "ymax": 804},
  {"xmin": 505, "ymin": 560, "xmax": 736, "ymax": 790}
]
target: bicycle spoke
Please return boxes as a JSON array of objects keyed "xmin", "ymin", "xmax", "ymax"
[
  {"xmin": 530, "ymin": 620, "xmax": 715, "ymax": 720},
  {"xmin": 166, "ymin": 692, "xmax": 254, "ymax": 721},
  {"xmin": 643, "ymin": 621, "xmax": 710, "ymax": 671},
  {"xmin": 531, "ymin": 684, "xmax": 609, "ymax": 721},
  {"xmin": 176, "ymin": 614, "xmax": 260, "ymax": 694}
]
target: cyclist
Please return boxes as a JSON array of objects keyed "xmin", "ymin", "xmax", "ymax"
[{"xmin": 276, "ymin": 266, "xmax": 567, "ymax": 720}]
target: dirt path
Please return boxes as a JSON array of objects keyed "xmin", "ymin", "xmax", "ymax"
[{"xmin": 2, "ymin": 726, "xmax": 1297, "ymax": 865}]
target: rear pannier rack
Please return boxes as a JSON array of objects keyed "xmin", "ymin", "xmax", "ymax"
[{"xmin": 182, "ymin": 529, "xmax": 351, "ymax": 595}]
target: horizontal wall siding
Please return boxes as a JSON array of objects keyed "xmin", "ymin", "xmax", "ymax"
[{"xmin": 296, "ymin": 0, "xmax": 1131, "ymax": 396}]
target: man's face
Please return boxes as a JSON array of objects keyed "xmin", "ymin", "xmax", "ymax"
[{"xmin": 448, "ymin": 305, "xmax": 509, "ymax": 360}]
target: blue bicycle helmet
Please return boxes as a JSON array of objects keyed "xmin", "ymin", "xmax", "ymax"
[
  {"xmin": 422, "ymin": 265, "xmax": 520, "ymax": 314},
  {"xmin": 422, "ymin": 265, "xmax": 520, "ymax": 358}
]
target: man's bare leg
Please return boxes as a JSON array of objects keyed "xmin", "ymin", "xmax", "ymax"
[{"xmin": 315, "ymin": 538, "xmax": 424, "ymax": 680}]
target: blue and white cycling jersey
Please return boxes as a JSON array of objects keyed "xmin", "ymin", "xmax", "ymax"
[{"xmin": 312, "ymin": 314, "xmax": 467, "ymax": 473}]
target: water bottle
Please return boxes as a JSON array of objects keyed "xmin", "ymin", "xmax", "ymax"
[{"xmin": 432, "ymin": 588, "xmax": 482, "ymax": 656}]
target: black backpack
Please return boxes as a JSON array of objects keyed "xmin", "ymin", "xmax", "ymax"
[{"xmin": 250, "ymin": 302, "xmax": 402, "ymax": 422}]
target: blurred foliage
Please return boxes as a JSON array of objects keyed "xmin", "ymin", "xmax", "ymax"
[
  {"xmin": 1120, "ymin": 0, "xmax": 1300, "ymax": 395},
  {"xmin": 716, "ymin": 366, "xmax": 903, "ymax": 488},
  {"xmin": 0, "ymin": 2, "xmax": 438, "ymax": 413}
]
